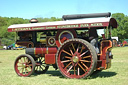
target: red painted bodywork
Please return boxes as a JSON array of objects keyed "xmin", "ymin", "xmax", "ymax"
[
  {"xmin": 35, "ymin": 47, "xmax": 57, "ymax": 55},
  {"xmin": 34, "ymin": 47, "xmax": 57, "ymax": 64},
  {"xmin": 97, "ymin": 40, "xmax": 112, "ymax": 70},
  {"xmin": 45, "ymin": 54, "xmax": 56, "ymax": 64}
]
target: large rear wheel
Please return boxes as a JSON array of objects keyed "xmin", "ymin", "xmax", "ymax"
[{"xmin": 56, "ymin": 39, "xmax": 97, "ymax": 79}]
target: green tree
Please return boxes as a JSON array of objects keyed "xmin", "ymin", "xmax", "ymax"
[{"xmin": 112, "ymin": 13, "xmax": 128, "ymax": 42}]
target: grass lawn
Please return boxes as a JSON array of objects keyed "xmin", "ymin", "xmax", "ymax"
[{"xmin": 0, "ymin": 47, "xmax": 128, "ymax": 85}]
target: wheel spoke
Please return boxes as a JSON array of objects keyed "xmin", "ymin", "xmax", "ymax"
[
  {"xmin": 80, "ymin": 45, "xmax": 85, "ymax": 54},
  {"xmin": 42, "ymin": 64, "xmax": 46, "ymax": 67},
  {"xmin": 81, "ymin": 62, "xmax": 89, "ymax": 69},
  {"xmin": 80, "ymin": 60, "xmax": 91, "ymax": 63},
  {"xmin": 27, "ymin": 61, "xmax": 31, "ymax": 64},
  {"xmin": 25, "ymin": 68, "xmax": 29, "ymax": 73},
  {"xmin": 69, "ymin": 47, "xmax": 73, "ymax": 55},
  {"xmin": 65, "ymin": 56, "xmax": 72, "ymax": 59},
  {"xmin": 40, "ymin": 66, "xmax": 44, "ymax": 70},
  {"xmin": 71, "ymin": 43, "xmax": 75, "ymax": 52},
  {"xmin": 83, "ymin": 55, "xmax": 91, "ymax": 59},
  {"xmin": 20, "ymin": 58, "xmax": 23, "ymax": 63},
  {"xmin": 28, "ymin": 66, "xmax": 32, "ymax": 70},
  {"xmin": 26, "ymin": 64, "xmax": 32, "ymax": 67},
  {"xmin": 41, "ymin": 59, "xmax": 45, "ymax": 63},
  {"xmin": 19, "ymin": 67, "xmax": 23, "ymax": 73},
  {"xmin": 64, "ymin": 62, "xmax": 72, "ymax": 69},
  {"xmin": 78, "ymin": 63, "xmax": 86, "ymax": 72},
  {"xmin": 17, "ymin": 65, "xmax": 23, "ymax": 67},
  {"xmin": 24, "ymin": 57, "xmax": 26, "ymax": 63},
  {"xmin": 76, "ymin": 44, "xmax": 80, "ymax": 52},
  {"xmin": 21, "ymin": 68, "xmax": 24, "ymax": 74},
  {"xmin": 25, "ymin": 58, "xmax": 28, "ymax": 63},
  {"xmin": 79, "ymin": 50, "xmax": 88, "ymax": 57},
  {"xmin": 61, "ymin": 60, "xmax": 71, "ymax": 63},
  {"xmin": 78, "ymin": 67, "xmax": 80, "ymax": 75},
  {"xmin": 67, "ymin": 65, "xmax": 73, "ymax": 73},
  {"xmin": 62, "ymin": 50, "xmax": 72, "ymax": 56},
  {"xmin": 18, "ymin": 62, "xmax": 23, "ymax": 64}
]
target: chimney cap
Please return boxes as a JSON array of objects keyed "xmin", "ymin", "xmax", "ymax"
[{"xmin": 29, "ymin": 18, "xmax": 38, "ymax": 23}]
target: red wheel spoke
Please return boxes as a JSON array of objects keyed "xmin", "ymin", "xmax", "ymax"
[
  {"xmin": 65, "ymin": 56, "xmax": 72, "ymax": 59},
  {"xmin": 62, "ymin": 50, "xmax": 72, "ymax": 56},
  {"xmin": 83, "ymin": 55, "xmax": 91, "ymax": 59},
  {"xmin": 67, "ymin": 65, "xmax": 73, "ymax": 73},
  {"xmin": 61, "ymin": 60, "xmax": 71, "ymax": 63},
  {"xmin": 80, "ymin": 60, "xmax": 91, "ymax": 63},
  {"xmin": 81, "ymin": 62, "xmax": 89, "ymax": 69},
  {"xmin": 64, "ymin": 62, "xmax": 72, "ymax": 69},
  {"xmin": 78, "ymin": 63, "xmax": 86, "ymax": 72},
  {"xmin": 79, "ymin": 50, "xmax": 88, "ymax": 57}
]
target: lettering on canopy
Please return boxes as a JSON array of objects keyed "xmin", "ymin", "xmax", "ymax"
[{"xmin": 10, "ymin": 23, "xmax": 103, "ymax": 32}]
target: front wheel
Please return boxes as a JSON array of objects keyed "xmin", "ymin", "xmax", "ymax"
[
  {"xmin": 14, "ymin": 54, "xmax": 35, "ymax": 77},
  {"xmin": 56, "ymin": 39, "xmax": 97, "ymax": 79}
]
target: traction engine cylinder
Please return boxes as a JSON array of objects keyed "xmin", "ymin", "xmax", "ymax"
[
  {"xmin": 26, "ymin": 47, "xmax": 57, "ymax": 64},
  {"xmin": 26, "ymin": 47, "xmax": 57, "ymax": 55}
]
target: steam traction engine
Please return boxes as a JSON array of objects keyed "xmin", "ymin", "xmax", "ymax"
[{"xmin": 8, "ymin": 12, "xmax": 117, "ymax": 79}]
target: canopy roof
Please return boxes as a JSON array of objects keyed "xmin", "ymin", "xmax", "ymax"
[{"xmin": 8, "ymin": 17, "xmax": 117, "ymax": 32}]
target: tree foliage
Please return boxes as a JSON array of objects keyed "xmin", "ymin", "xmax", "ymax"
[{"xmin": 112, "ymin": 13, "xmax": 128, "ymax": 42}]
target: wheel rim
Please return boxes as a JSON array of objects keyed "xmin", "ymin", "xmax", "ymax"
[
  {"xmin": 55, "ymin": 30, "xmax": 77, "ymax": 47},
  {"xmin": 15, "ymin": 56, "xmax": 34, "ymax": 77},
  {"xmin": 35, "ymin": 57, "xmax": 49, "ymax": 74},
  {"xmin": 57, "ymin": 40, "xmax": 94, "ymax": 78},
  {"xmin": 59, "ymin": 30, "xmax": 74, "ymax": 45}
]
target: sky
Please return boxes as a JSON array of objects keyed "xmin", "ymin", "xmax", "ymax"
[{"xmin": 0, "ymin": 0, "xmax": 127, "ymax": 19}]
